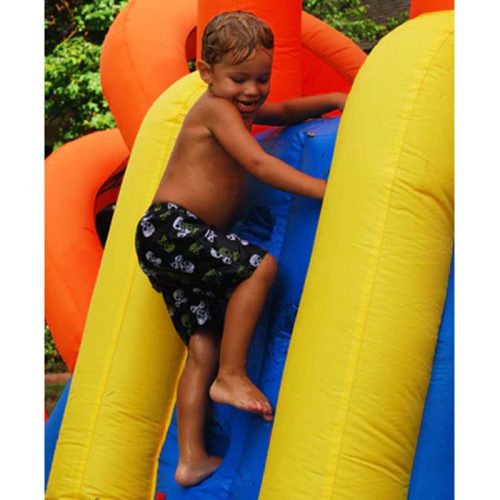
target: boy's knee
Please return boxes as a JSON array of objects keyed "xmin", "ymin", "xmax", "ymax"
[
  {"xmin": 188, "ymin": 331, "xmax": 219, "ymax": 365},
  {"xmin": 260, "ymin": 253, "xmax": 277, "ymax": 284}
]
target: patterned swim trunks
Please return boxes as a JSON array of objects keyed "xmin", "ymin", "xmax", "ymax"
[{"xmin": 135, "ymin": 202, "xmax": 268, "ymax": 345}]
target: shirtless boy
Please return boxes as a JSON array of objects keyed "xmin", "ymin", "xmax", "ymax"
[{"xmin": 135, "ymin": 11, "xmax": 347, "ymax": 487}]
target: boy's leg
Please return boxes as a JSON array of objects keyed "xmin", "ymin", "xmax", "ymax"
[
  {"xmin": 175, "ymin": 330, "xmax": 222, "ymax": 487},
  {"xmin": 210, "ymin": 253, "xmax": 277, "ymax": 421}
]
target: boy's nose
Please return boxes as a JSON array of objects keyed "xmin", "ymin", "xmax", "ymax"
[{"xmin": 243, "ymin": 82, "xmax": 259, "ymax": 96}]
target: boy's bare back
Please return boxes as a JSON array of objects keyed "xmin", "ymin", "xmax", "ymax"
[{"xmin": 153, "ymin": 93, "xmax": 249, "ymax": 231}]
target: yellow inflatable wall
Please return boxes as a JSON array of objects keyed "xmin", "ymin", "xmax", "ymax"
[
  {"xmin": 46, "ymin": 73, "xmax": 206, "ymax": 499},
  {"xmin": 261, "ymin": 11, "xmax": 454, "ymax": 500}
]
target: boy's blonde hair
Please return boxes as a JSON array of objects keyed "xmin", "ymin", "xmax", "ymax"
[{"xmin": 201, "ymin": 11, "xmax": 274, "ymax": 66}]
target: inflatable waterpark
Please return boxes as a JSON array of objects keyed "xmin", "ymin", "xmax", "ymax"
[{"xmin": 45, "ymin": 0, "xmax": 454, "ymax": 498}]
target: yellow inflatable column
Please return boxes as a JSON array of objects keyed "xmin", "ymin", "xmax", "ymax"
[
  {"xmin": 46, "ymin": 73, "xmax": 206, "ymax": 499},
  {"xmin": 261, "ymin": 12, "xmax": 453, "ymax": 500}
]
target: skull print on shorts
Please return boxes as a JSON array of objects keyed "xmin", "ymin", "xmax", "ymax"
[{"xmin": 136, "ymin": 201, "xmax": 268, "ymax": 345}]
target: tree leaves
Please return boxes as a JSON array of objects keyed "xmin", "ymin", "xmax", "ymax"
[
  {"xmin": 303, "ymin": 0, "xmax": 407, "ymax": 44},
  {"xmin": 45, "ymin": 0, "xmax": 126, "ymax": 150}
]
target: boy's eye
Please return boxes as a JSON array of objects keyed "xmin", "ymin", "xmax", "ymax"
[
  {"xmin": 258, "ymin": 77, "xmax": 269, "ymax": 84},
  {"xmin": 231, "ymin": 77, "xmax": 245, "ymax": 83}
]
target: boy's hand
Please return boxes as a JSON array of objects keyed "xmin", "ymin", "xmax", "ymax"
[{"xmin": 330, "ymin": 92, "xmax": 347, "ymax": 111}]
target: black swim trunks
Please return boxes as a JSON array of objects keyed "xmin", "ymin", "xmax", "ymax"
[{"xmin": 135, "ymin": 202, "xmax": 268, "ymax": 345}]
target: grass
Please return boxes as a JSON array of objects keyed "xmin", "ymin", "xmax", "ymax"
[
  {"xmin": 45, "ymin": 382, "xmax": 67, "ymax": 415},
  {"xmin": 45, "ymin": 325, "xmax": 70, "ymax": 416}
]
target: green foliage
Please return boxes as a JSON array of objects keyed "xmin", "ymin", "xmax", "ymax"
[
  {"xmin": 45, "ymin": 383, "xmax": 68, "ymax": 414},
  {"xmin": 45, "ymin": 0, "xmax": 127, "ymax": 150},
  {"xmin": 45, "ymin": 37, "xmax": 116, "ymax": 146},
  {"xmin": 45, "ymin": 324, "xmax": 66, "ymax": 372},
  {"xmin": 384, "ymin": 12, "xmax": 409, "ymax": 34},
  {"xmin": 45, "ymin": 0, "xmax": 128, "ymax": 51},
  {"xmin": 76, "ymin": 0, "xmax": 128, "ymax": 36},
  {"xmin": 303, "ymin": 0, "xmax": 408, "ymax": 45}
]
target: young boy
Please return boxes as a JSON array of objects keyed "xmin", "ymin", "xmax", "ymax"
[{"xmin": 135, "ymin": 11, "xmax": 346, "ymax": 487}]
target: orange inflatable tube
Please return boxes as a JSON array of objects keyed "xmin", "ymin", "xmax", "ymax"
[
  {"xmin": 45, "ymin": 129, "xmax": 128, "ymax": 371},
  {"xmin": 100, "ymin": 0, "xmax": 198, "ymax": 150}
]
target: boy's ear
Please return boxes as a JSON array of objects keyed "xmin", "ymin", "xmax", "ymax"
[{"xmin": 197, "ymin": 60, "xmax": 213, "ymax": 85}]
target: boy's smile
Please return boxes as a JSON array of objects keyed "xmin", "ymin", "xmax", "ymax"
[{"xmin": 199, "ymin": 48, "xmax": 273, "ymax": 120}]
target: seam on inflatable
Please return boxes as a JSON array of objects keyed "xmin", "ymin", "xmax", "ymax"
[
  {"xmin": 405, "ymin": 31, "xmax": 454, "ymax": 491},
  {"xmin": 145, "ymin": 78, "xmax": 205, "ymax": 497},
  {"xmin": 73, "ymin": 251, "xmax": 138, "ymax": 496},
  {"xmin": 325, "ymin": 21, "xmax": 453, "ymax": 500}
]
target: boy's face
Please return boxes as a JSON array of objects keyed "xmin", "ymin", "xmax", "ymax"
[{"xmin": 199, "ymin": 48, "xmax": 273, "ymax": 120}]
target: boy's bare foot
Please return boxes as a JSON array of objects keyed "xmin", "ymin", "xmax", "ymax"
[
  {"xmin": 209, "ymin": 374, "xmax": 274, "ymax": 421},
  {"xmin": 175, "ymin": 455, "xmax": 222, "ymax": 487}
]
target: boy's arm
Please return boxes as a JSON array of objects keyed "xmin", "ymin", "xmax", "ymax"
[
  {"xmin": 255, "ymin": 92, "xmax": 347, "ymax": 126},
  {"xmin": 204, "ymin": 98, "xmax": 326, "ymax": 200}
]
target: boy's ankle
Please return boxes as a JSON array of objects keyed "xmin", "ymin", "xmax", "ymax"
[
  {"xmin": 216, "ymin": 368, "xmax": 248, "ymax": 381},
  {"xmin": 178, "ymin": 450, "xmax": 210, "ymax": 464}
]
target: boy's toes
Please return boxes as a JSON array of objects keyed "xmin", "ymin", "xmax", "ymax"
[
  {"xmin": 260, "ymin": 401, "xmax": 274, "ymax": 421},
  {"xmin": 263, "ymin": 412, "xmax": 274, "ymax": 422},
  {"xmin": 242, "ymin": 399, "xmax": 264, "ymax": 415},
  {"xmin": 247, "ymin": 399, "xmax": 262, "ymax": 411}
]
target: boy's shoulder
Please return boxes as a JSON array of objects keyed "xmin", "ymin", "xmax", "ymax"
[
  {"xmin": 188, "ymin": 94, "xmax": 246, "ymax": 136},
  {"xmin": 195, "ymin": 93, "xmax": 239, "ymax": 118}
]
